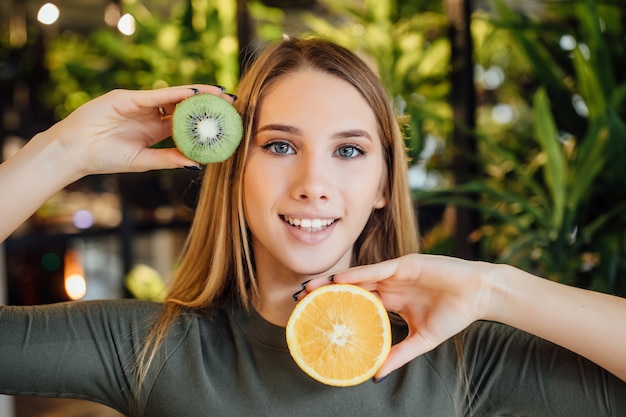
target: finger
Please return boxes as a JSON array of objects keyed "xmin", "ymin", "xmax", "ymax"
[
  {"xmin": 302, "ymin": 274, "xmax": 336, "ymax": 293},
  {"xmin": 132, "ymin": 147, "xmax": 201, "ymax": 172},
  {"xmin": 141, "ymin": 84, "xmax": 226, "ymax": 109},
  {"xmin": 301, "ymin": 259, "xmax": 401, "ymax": 296},
  {"xmin": 296, "ymin": 271, "xmax": 385, "ymax": 304},
  {"xmin": 220, "ymin": 92, "xmax": 238, "ymax": 104},
  {"xmin": 332, "ymin": 259, "xmax": 399, "ymax": 285},
  {"xmin": 374, "ymin": 333, "xmax": 439, "ymax": 381},
  {"xmin": 153, "ymin": 86, "xmax": 237, "ymax": 124},
  {"xmin": 158, "ymin": 85, "xmax": 239, "ymax": 108}
]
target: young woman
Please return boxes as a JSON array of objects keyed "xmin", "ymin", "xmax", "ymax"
[{"xmin": 1, "ymin": 37, "xmax": 625, "ymax": 416}]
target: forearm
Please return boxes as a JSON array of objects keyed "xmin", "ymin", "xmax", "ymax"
[
  {"xmin": 485, "ymin": 264, "xmax": 626, "ymax": 381},
  {"xmin": 0, "ymin": 86, "xmax": 228, "ymax": 244},
  {"xmin": 0, "ymin": 128, "xmax": 80, "ymax": 242}
]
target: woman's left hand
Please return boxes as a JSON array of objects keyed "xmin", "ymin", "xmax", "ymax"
[
  {"xmin": 300, "ymin": 253, "xmax": 497, "ymax": 380},
  {"xmin": 302, "ymin": 252, "xmax": 626, "ymax": 383}
]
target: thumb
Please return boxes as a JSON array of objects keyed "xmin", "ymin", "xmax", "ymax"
[
  {"xmin": 374, "ymin": 333, "xmax": 440, "ymax": 381},
  {"xmin": 133, "ymin": 148, "xmax": 201, "ymax": 172}
]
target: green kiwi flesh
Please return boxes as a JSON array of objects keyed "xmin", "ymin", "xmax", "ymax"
[{"xmin": 172, "ymin": 94, "xmax": 243, "ymax": 164}]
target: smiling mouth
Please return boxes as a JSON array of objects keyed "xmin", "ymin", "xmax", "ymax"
[{"xmin": 282, "ymin": 216, "xmax": 337, "ymax": 232}]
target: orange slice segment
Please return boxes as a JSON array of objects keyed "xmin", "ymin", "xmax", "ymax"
[{"xmin": 286, "ymin": 284, "xmax": 391, "ymax": 386}]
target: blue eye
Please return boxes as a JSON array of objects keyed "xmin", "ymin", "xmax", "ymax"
[
  {"xmin": 262, "ymin": 141, "xmax": 294, "ymax": 155},
  {"xmin": 336, "ymin": 145, "xmax": 364, "ymax": 158}
]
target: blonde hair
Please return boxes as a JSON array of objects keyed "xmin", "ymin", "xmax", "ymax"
[{"xmin": 135, "ymin": 37, "xmax": 419, "ymax": 393}]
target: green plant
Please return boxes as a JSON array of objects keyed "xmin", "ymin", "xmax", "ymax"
[
  {"xmin": 44, "ymin": 0, "xmax": 239, "ymax": 119},
  {"xmin": 419, "ymin": 0, "xmax": 626, "ymax": 295},
  {"xmin": 295, "ymin": 0, "xmax": 454, "ymax": 163}
]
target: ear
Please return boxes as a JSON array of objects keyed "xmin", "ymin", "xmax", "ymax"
[{"xmin": 373, "ymin": 167, "xmax": 388, "ymax": 209}]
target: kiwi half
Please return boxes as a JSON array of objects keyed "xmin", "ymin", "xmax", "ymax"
[{"xmin": 172, "ymin": 94, "xmax": 243, "ymax": 164}]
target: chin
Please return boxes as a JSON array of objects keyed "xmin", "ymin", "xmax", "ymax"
[{"xmin": 285, "ymin": 257, "xmax": 348, "ymax": 277}]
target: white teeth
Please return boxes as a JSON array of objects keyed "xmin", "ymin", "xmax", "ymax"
[{"xmin": 285, "ymin": 216, "xmax": 335, "ymax": 232}]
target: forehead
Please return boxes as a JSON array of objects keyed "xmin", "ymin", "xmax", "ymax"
[{"xmin": 257, "ymin": 69, "xmax": 379, "ymax": 133}]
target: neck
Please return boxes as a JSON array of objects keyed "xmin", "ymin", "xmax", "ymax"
[
  {"xmin": 249, "ymin": 248, "xmax": 353, "ymax": 326},
  {"xmin": 251, "ymin": 267, "xmax": 319, "ymax": 327},
  {"xmin": 252, "ymin": 288, "xmax": 297, "ymax": 327}
]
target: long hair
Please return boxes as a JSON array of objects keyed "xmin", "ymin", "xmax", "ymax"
[{"xmin": 135, "ymin": 37, "xmax": 420, "ymax": 393}]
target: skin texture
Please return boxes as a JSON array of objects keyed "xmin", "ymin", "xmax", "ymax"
[{"xmin": 243, "ymin": 69, "xmax": 386, "ymax": 325}]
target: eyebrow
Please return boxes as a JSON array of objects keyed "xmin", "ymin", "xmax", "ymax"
[
  {"xmin": 257, "ymin": 124, "xmax": 301, "ymax": 135},
  {"xmin": 256, "ymin": 124, "xmax": 373, "ymax": 142}
]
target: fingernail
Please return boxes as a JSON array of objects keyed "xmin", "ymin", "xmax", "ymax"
[
  {"xmin": 292, "ymin": 289, "xmax": 304, "ymax": 302},
  {"xmin": 328, "ymin": 275, "xmax": 335, "ymax": 282},
  {"xmin": 300, "ymin": 279, "xmax": 312, "ymax": 290},
  {"xmin": 214, "ymin": 85, "xmax": 226, "ymax": 93},
  {"xmin": 226, "ymin": 93, "xmax": 238, "ymax": 102},
  {"xmin": 184, "ymin": 165, "xmax": 201, "ymax": 171},
  {"xmin": 373, "ymin": 374, "xmax": 389, "ymax": 384},
  {"xmin": 189, "ymin": 87, "xmax": 200, "ymax": 95}
]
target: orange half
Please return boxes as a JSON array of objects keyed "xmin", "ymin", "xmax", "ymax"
[{"xmin": 286, "ymin": 284, "xmax": 391, "ymax": 386}]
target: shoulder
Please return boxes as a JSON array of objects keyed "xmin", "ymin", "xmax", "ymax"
[
  {"xmin": 41, "ymin": 299, "xmax": 167, "ymax": 324},
  {"xmin": 0, "ymin": 298, "xmax": 163, "ymax": 321},
  {"xmin": 405, "ymin": 321, "xmax": 547, "ymax": 402},
  {"xmin": 423, "ymin": 321, "xmax": 626, "ymax": 416},
  {"xmin": 0, "ymin": 299, "xmax": 225, "ymax": 341}
]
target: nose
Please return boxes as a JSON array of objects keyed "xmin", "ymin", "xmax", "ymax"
[{"xmin": 290, "ymin": 152, "xmax": 331, "ymax": 202}]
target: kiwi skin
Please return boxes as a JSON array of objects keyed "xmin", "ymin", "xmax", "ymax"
[{"xmin": 171, "ymin": 94, "xmax": 243, "ymax": 164}]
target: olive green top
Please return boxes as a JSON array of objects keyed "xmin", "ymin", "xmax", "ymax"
[{"xmin": 1, "ymin": 299, "xmax": 624, "ymax": 416}]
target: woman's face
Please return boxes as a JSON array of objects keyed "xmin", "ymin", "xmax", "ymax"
[{"xmin": 242, "ymin": 68, "xmax": 387, "ymax": 281}]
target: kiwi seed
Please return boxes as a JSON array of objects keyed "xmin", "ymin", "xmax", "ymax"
[{"xmin": 171, "ymin": 94, "xmax": 243, "ymax": 164}]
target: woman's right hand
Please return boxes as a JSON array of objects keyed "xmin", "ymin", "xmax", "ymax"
[
  {"xmin": 0, "ymin": 85, "xmax": 234, "ymax": 242},
  {"xmin": 45, "ymin": 85, "xmax": 232, "ymax": 177}
]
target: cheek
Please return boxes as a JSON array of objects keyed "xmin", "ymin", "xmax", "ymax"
[
  {"xmin": 242, "ymin": 160, "xmax": 277, "ymax": 219},
  {"xmin": 241, "ymin": 168, "xmax": 258, "ymax": 220},
  {"xmin": 353, "ymin": 160, "xmax": 387, "ymax": 209}
]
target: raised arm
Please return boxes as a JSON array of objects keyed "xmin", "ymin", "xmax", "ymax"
[
  {"xmin": 301, "ymin": 253, "xmax": 626, "ymax": 382},
  {"xmin": 0, "ymin": 85, "xmax": 231, "ymax": 242}
]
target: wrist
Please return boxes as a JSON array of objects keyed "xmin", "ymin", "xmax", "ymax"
[
  {"xmin": 30, "ymin": 127, "xmax": 84, "ymax": 186},
  {"xmin": 478, "ymin": 262, "xmax": 518, "ymax": 323}
]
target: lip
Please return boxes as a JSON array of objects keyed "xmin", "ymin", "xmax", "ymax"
[{"xmin": 280, "ymin": 214, "xmax": 339, "ymax": 244}]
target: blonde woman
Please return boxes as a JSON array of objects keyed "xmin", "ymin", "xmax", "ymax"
[{"xmin": 1, "ymin": 38, "xmax": 625, "ymax": 416}]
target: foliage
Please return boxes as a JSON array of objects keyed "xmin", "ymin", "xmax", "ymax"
[
  {"xmin": 419, "ymin": 0, "xmax": 626, "ymax": 295},
  {"xmin": 44, "ymin": 0, "xmax": 239, "ymax": 119},
  {"xmin": 43, "ymin": 0, "xmax": 453, "ymax": 167},
  {"xmin": 282, "ymin": 0, "xmax": 454, "ymax": 165},
  {"xmin": 39, "ymin": 0, "xmax": 626, "ymax": 295}
]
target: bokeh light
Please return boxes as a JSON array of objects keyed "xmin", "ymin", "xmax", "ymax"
[
  {"xmin": 65, "ymin": 273, "xmax": 87, "ymax": 300},
  {"xmin": 64, "ymin": 249, "xmax": 86, "ymax": 300},
  {"xmin": 37, "ymin": 3, "xmax": 60, "ymax": 25},
  {"xmin": 117, "ymin": 13, "xmax": 136, "ymax": 36},
  {"xmin": 72, "ymin": 209, "xmax": 94, "ymax": 229},
  {"xmin": 42, "ymin": 252, "xmax": 62, "ymax": 272}
]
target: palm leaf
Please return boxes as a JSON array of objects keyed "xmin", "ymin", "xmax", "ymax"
[{"xmin": 533, "ymin": 89, "xmax": 566, "ymax": 230}]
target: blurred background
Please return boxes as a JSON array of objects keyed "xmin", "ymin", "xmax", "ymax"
[{"xmin": 1, "ymin": 0, "xmax": 625, "ymax": 415}]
